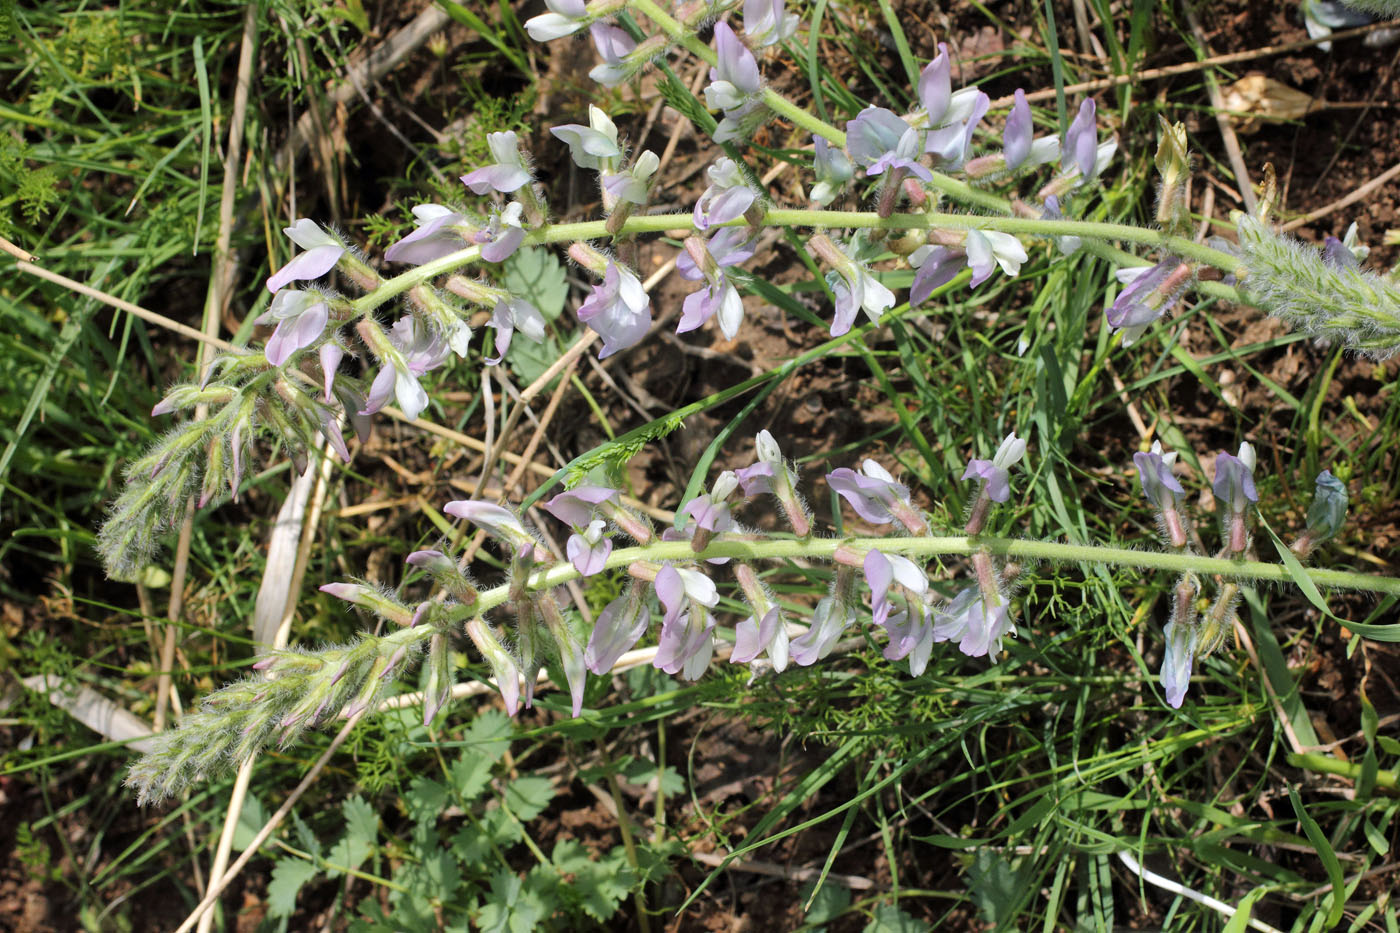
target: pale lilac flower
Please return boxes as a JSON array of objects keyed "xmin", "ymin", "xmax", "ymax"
[
  {"xmin": 362, "ymin": 315, "xmax": 451, "ymax": 421},
  {"xmin": 908, "ymin": 245, "xmax": 966, "ymax": 306},
  {"xmin": 1322, "ymin": 235, "xmax": 1360, "ymax": 270},
  {"xmin": 524, "ymin": 0, "xmax": 588, "ymax": 41},
  {"xmin": 589, "ymin": 23, "xmax": 636, "ymax": 87},
  {"xmin": 694, "ymin": 158, "xmax": 757, "ymax": 230},
  {"xmin": 680, "ymin": 472, "xmax": 740, "ymax": 535},
  {"xmin": 543, "ymin": 485, "xmax": 621, "ymax": 528},
  {"xmin": 566, "ymin": 519, "xmax": 611, "ymax": 576},
  {"xmin": 258, "ymin": 289, "xmax": 328, "ymax": 366},
  {"xmin": 924, "ymin": 89, "xmax": 989, "ymax": 167},
  {"xmin": 443, "ymin": 499, "xmax": 537, "ymax": 559},
  {"xmin": 810, "ymin": 136, "xmax": 854, "ymax": 205},
  {"xmin": 479, "ymin": 201, "xmax": 527, "ymax": 263},
  {"xmin": 735, "ymin": 429, "xmax": 810, "ymax": 535},
  {"xmin": 880, "ymin": 601, "xmax": 935, "ymax": 675},
  {"xmin": 486, "ymin": 296, "xmax": 546, "ymax": 364},
  {"xmin": 653, "ymin": 565, "xmax": 719, "ymax": 680},
  {"xmin": 319, "ymin": 342, "xmax": 343, "ymax": 402},
  {"xmin": 828, "ymin": 459, "xmax": 923, "ymax": 529},
  {"xmin": 461, "ymin": 131, "xmax": 531, "ymax": 195},
  {"xmin": 1133, "ymin": 442, "xmax": 1184, "ymax": 510},
  {"xmin": 864, "ymin": 550, "xmax": 928, "ymax": 627},
  {"xmin": 384, "ymin": 204, "xmax": 469, "ymax": 265},
  {"xmin": 1063, "ymin": 99, "xmax": 1099, "ymax": 179},
  {"xmin": 1002, "ymin": 89, "xmax": 1060, "ymax": 171},
  {"xmin": 789, "ymin": 595, "xmax": 852, "ymax": 666},
  {"xmin": 961, "ymin": 432, "xmax": 1026, "ymax": 503},
  {"xmin": 743, "ymin": 0, "xmax": 799, "ymax": 47},
  {"xmin": 577, "ymin": 260, "xmax": 651, "ymax": 358},
  {"xmin": 677, "ymin": 228, "xmax": 756, "ymax": 338},
  {"xmin": 466, "ymin": 618, "xmax": 522, "ymax": 715},
  {"xmin": 266, "ymin": 219, "xmax": 346, "ymax": 293},
  {"xmin": 932, "ymin": 586, "xmax": 1015, "ymax": 658},
  {"xmin": 314, "ymin": 401, "xmax": 352, "ymax": 463},
  {"xmin": 551, "ymin": 105, "xmax": 621, "ymax": 172},
  {"xmin": 706, "ymin": 23, "xmax": 764, "ymax": 142},
  {"xmin": 846, "ymin": 107, "xmax": 932, "ymax": 181},
  {"xmin": 1212, "ymin": 442, "xmax": 1258, "ymax": 514},
  {"xmin": 601, "ymin": 150, "xmax": 660, "ymax": 206},
  {"xmin": 917, "ymin": 44, "xmax": 952, "ymax": 125},
  {"xmin": 965, "ymin": 230, "xmax": 1027, "ymax": 287},
  {"xmin": 1160, "ymin": 618, "xmax": 1197, "ymax": 708},
  {"xmin": 732, "ymin": 607, "xmax": 789, "ymax": 670},
  {"xmin": 1303, "ymin": 0, "xmax": 1371, "ymax": 52},
  {"xmin": 1106, "ymin": 258, "xmax": 1189, "ymax": 345},
  {"xmin": 585, "ymin": 585, "xmax": 651, "ymax": 673},
  {"xmin": 818, "ymin": 237, "xmax": 894, "ymax": 337}
]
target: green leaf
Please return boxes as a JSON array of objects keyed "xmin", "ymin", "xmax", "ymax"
[
  {"xmin": 801, "ymin": 878, "xmax": 851, "ymax": 928},
  {"xmin": 1223, "ymin": 887, "xmax": 1268, "ymax": 933},
  {"xmin": 406, "ymin": 776, "xmax": 449, "ymax": 825},
  {"xmin": 233, "ymin": 794, "xmax": 269, "ymax": 852},
  {"xmin": 267, "ymin": 856, "xmax": 319, "ymax": 918},
  {"xmin": 326, "ymin": 795, "xmax": 377, "ymax": 876},
  {"xmin": 554, "ymin": 841, "xmax": 634, "ymax": 922},
  {"xmin": 863, "ymin": 903, "xmax": 929, "ymax": 933},
  {"xmin": 967, "ymin": 850, "xmax": 1030, "ymax": 929},
  {"xmin": 502, "ymin": 247, "xmax": 567, "ymax": 321},
  {"xmin": 1287, "ymin": 786, "xmax": 1346, "ymax": 929},
  {"xmin": 504, "ymin": 775, "xmax": 554, "ymax": 821}
]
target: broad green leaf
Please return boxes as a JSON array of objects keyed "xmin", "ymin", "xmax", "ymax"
[
  {"xmin": 267, "ymin": 856, "xmax": 319, "ymax": 918},
  {"xmin": 502, "ymin": 247, "xmax": 566, "ymax": 321},
  {"xmin": 504, "ymin": 775, "xmax": 554, "ymax": 821}
]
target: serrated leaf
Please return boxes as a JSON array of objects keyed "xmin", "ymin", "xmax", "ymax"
[
  {"xmin": 505, "ymin": 332, "xmax": 562, "ymax": 388},
  {"xmin": 326, "ymin": 795, "xmax": 377, "ymax": 876},
  {"xmin": 553, "ymin": 841, "xmax": 633, "ymax": 922},
  {"xmin": 504, "ymin": 775, "xmax": 554, "ymax": 821},
  {"xmin": 267, "ymin": 856, "xmax": 319, "ymax": 918},
  {"xmin": 502, "ymin": 247, "xmax": 566, "ymax": 321},
  {"xmin": 453, "ymin": 807, "xmax": 522, "ymax": 864},
  {"xmin": 406, "ymin": 776, "xmax": 448, "ymax": 825}
]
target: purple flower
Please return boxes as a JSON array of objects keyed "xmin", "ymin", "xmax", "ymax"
[
  {"xmin": 680, "ymin": 472, "xmax": 740, "ymax": 535},
  {"xmin": 743, "ymin": 0, "xmax": 799, "ymax": 47},
  {"xmin": 677, "ymin": 229, "xmax": 756, "ymax": 338},
  {"xmin": 461, "ymin": 131, "xmax": 531, "ymax": 195},
  {"xmin": 932, "ymin": 587, "xmax": 1015, "ymax": 658},
  {"xmin": 384, "ymin": 205, "xmax": 469, "ymax": 265},
  {"xmin": 486, "ymin": 296, "xmax": 546, "ymax": 365},
  {"xmin": 544, "ymin": 485, "xmax": 620, "ymax": 527},
  {"xmin": 466, "ymin": 618, "xmax": 522, "ymax": 715},
  {"xmin": 588, "ymin": 22, "xmax": 636, "ymax": 87},
  {"xmin": 880, "ymin": 601, "xmax": 935, "ymax": 675},
  {"xmin": 788, "ymin": 595, "xmax": 852, "ymax": 666},
  {"xmin": 705, "ymin": 23, "xmax": 764, "ymax": 142},
  {"xmin": 961, "ymin": 432, "xmax": 1026, "ymax": 504},
  {"xmin": 1133, "ymin": 442, "xmax": 1184, "ymax": 510},
  {"xmin": 585, "ymin": 585, "xmax": 651, "ymax": 674},
  {"xmin": 827, "ymin": 458, "xmax": 926, "ymax": 532},
  {"xmin": 810, "ymin": 136, "xmax": 853, "ymax": 206},
  {"xmin": 846, "ymin": 107, "xmax": 932, "ymax": 182},
  {"xmin": 566, "ymin": 519, "xmax": 612, "ymax": 576},
  {"xmin": 924, "ymin": 89, "xmax": 989, "ymax": 167},
  {"xmin": 812, "ymin": 235, "xmax": 894, "ymax": 336},
  {"xmin": 735, "ymin": 429, "xmax": 810, "ymax": 536},
  {"xmin": 1212, "ymin": 442, "xmax": 1258, "ymax": 514},
  {"xmin": 864, "ymin": 550, "xmax": 928, "ymax": 627},
  {"xmin": 694, "ymin": 158, "xmax": 758, "ymax": 230},
  {"xmin": 1106, "ymin": 258, "xmax": 1190, "ymax": 345},
  {"xmin": 478, "ymin": 202, "xmax": 527, "ymax": 263},
  {"xmin": 601, "ymin": 150, "xmax": 660, "ymax": 206},
  {"xmin": 266, "ymin": 219, "xmax": 346, "ymax": 293},
  {"xmin": 653, "ymin": 565, "xmax": 719, "ymax": 680},
  {"xmin": 361, "ymin": 315, "xmax": 451, "ymax": 421},
  {"xmin": 1063, "ymin": 99, "xmax": 1099, "ymax": 179},
  {"xmin": 257, "ymin": 289, "xmax": 328, "ymax": 366},
  {"xmin": 319, "ymin": 342, "xmax": 343, "ymax": 402},
  {"xmin": 1004, "ymin": 89, "xmax": 1033, "ymax": 171},
  {"xmin": 577, "ymin": 261, "xmax": 652, "ymax": 358},
  {"xmin": 524, "ymin": 0, "xmax": 588, "ymax": 41},
  {"xmin": 443, "ymin": 499, "xmax": 537, "ymax": 559},
  {"xmin": 917, "ymin": 44, "xmax": 951, "ymax": 125},
  {"xmin": 1160, "ymin": 618, "xmax": 1197, "ymax": 709},
  {"xmin": 732, "ymin": 607, "xmax": 788, "ymax": 670},
  {"xmin": 908, "ymin": 245, "xmax": 965, "ymax": 306},
  {"xmin": 551, "ymin": 105, "xmax": 621, "ymax": 172},
  {"xmin": 965, "ymin": 230, "xmax": 1027, "ymax": 287}
]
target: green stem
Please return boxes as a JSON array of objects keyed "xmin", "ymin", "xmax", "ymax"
[
  {"xmin": 348, "ymin": 210, "xmax": 1243, "ymax": 318},
  {"xmin": 1288, "ymin": 752, "xmax": 1398, "ymax": 791}
]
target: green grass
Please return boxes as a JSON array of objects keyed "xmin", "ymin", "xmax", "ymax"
[{"xmin": 4, "ymin": 0, "xmax": 1399, "ymax": 931}]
